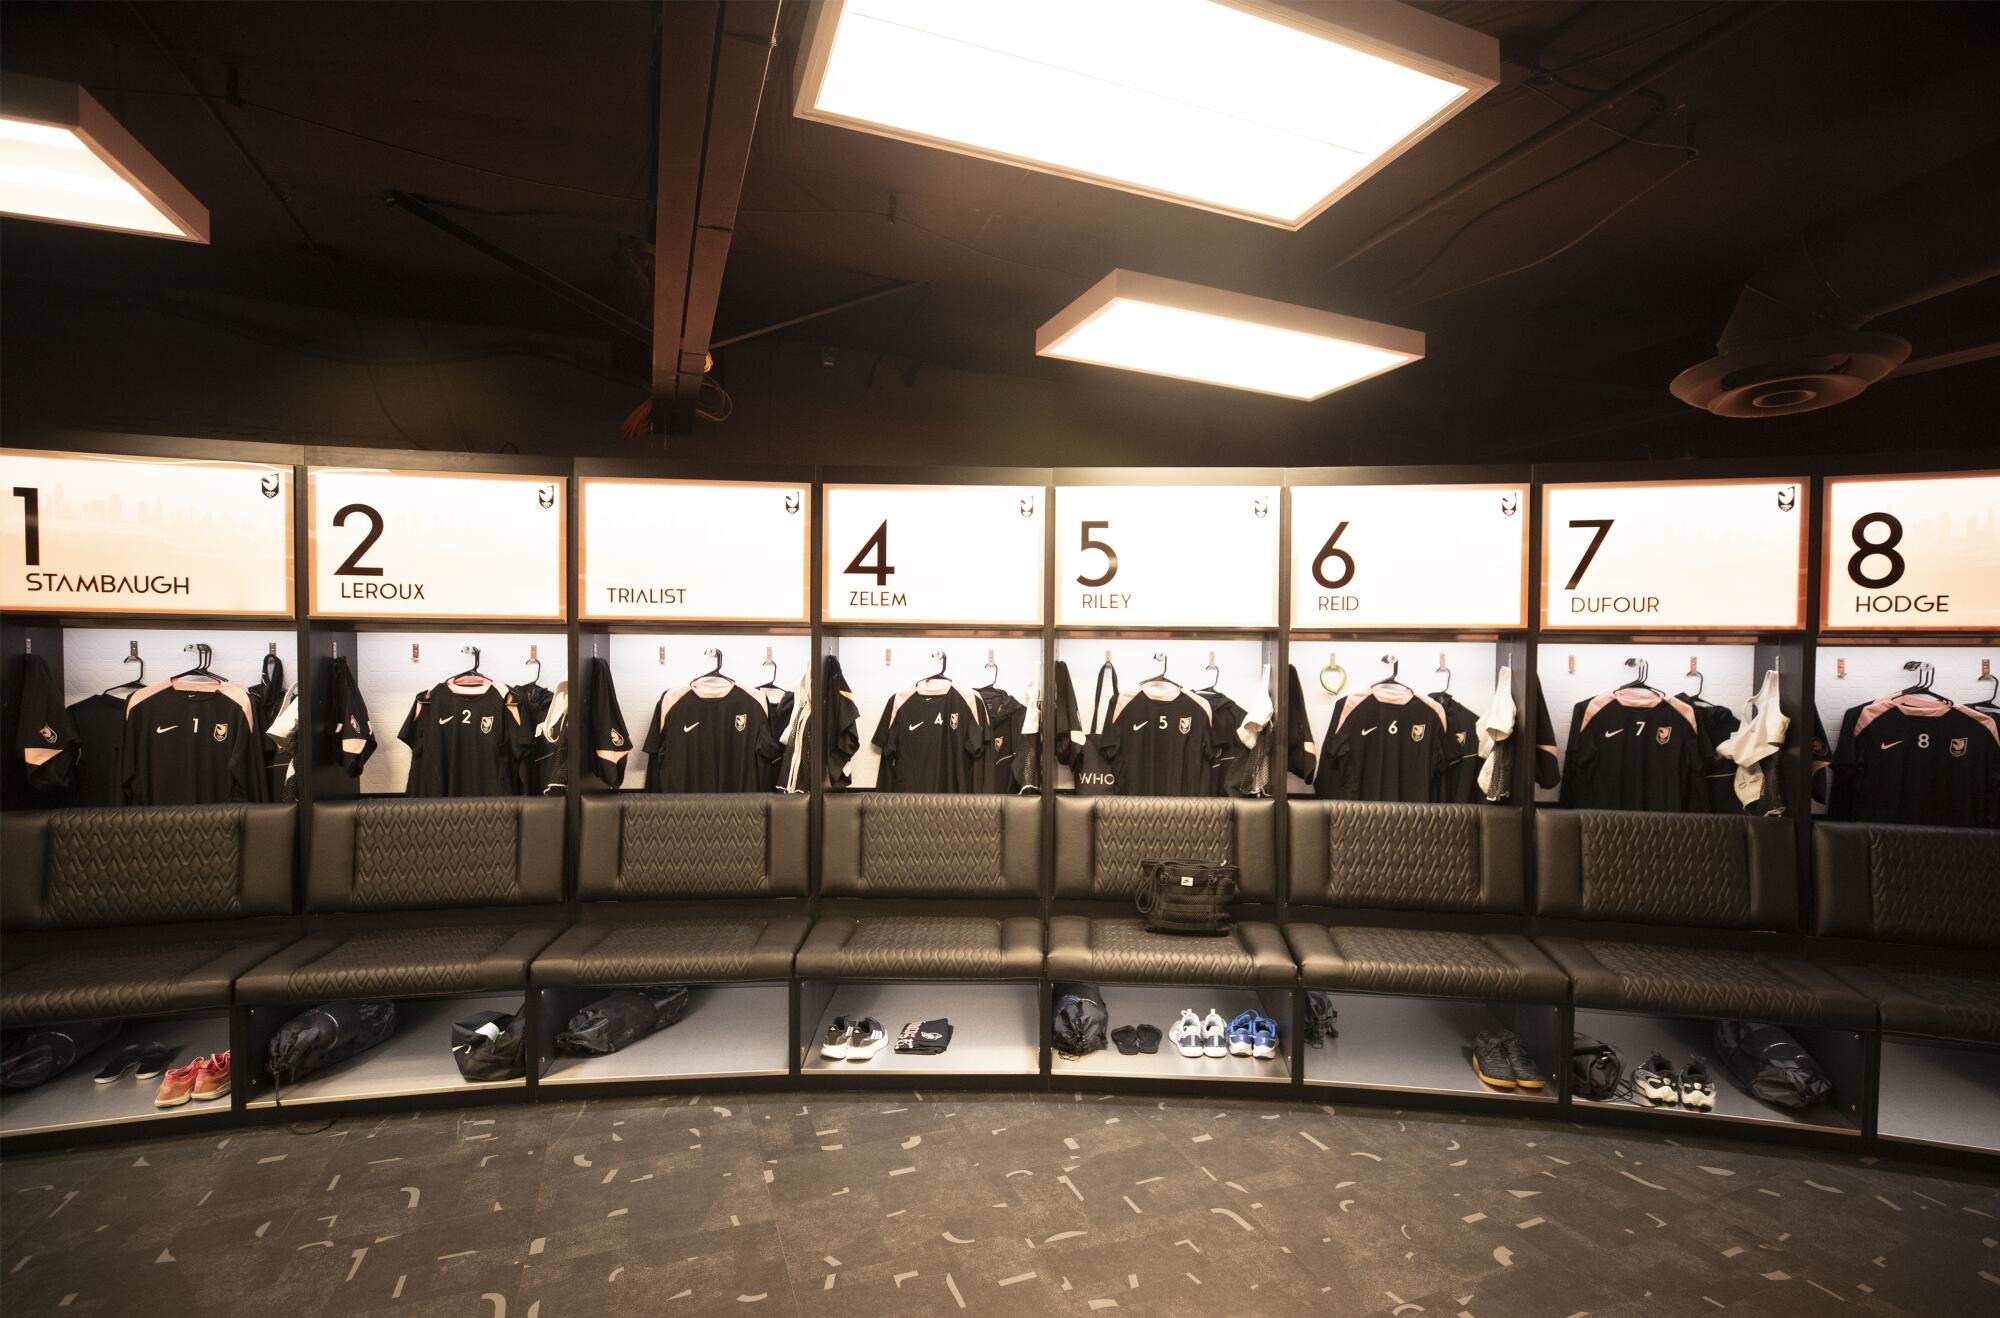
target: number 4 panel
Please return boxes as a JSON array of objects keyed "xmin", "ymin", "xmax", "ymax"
[{"xmin": 822, "ymin": 484, "xmax": 1045, "ymax": 625}]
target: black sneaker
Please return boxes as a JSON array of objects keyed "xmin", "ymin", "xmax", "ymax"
[
  {"xmin": 92, "ymin": 1043, "xmax": 144, "ymax": 1084},
  {"xmin": 1471, "ymin": 1028, "xmax": 1516, "ymax": 1089},
  {"xmin": 845, "ymin": 1017, "xmax": 887, "ymax": 1062},
  {"xmin": 1634, "ymin": 1053, "xmax": 1679, "ymax": 1107},
  {"xmin": 1679, "ymin": 1056, "xmax": 1716, "ymax": 1112},
  {"xmin": 819, "ymin": 1015, "xmax": 853, "ymax": 1059},
  {"xmin": 1503, "ymin": 1034, "xmax": 1547, "ymax": 1092}
]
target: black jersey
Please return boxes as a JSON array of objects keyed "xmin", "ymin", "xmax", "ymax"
[
  {"xmin": 873, "ymin": 682, "xmax": 986, "ymax": 793},
  {"xmin": 1203, "ymin": 692, "xmax": 1250, "ymax": 798},
  {"xmin": 823, "ymin": 656, "xmax": 861, "ymax": 788},
  {"xmin": 753, "ymin": 687, "xmax": 796, "ymax": 792},
  {"xmin": 1531, "ymin": 676, "xmax": 1561, "ymax": 790},
  {"xmin": 1558, "ymin": 688, "xmax": 1707, "ymax": 812},
  {"xmin": 14, "ymin": 653, "xmax": 78, "ymax": 793},
  {"xmin": 399, "ymin": 681, "xmax": 527, "ymax": 798},
  {"xmin": 1102, "ymin": 687, "xmax": 1216, "ymax": 797},
  {"xmin": 326, "ymin": 656, "xmax": 377, "ymax": 778},
  {"xmin": 1686, "ymin": 701, "xmax": 1743, "ymax": 814},
  {"xmin": 1314, "ymin": 686, "xmax": 1451, "ymax": 804},
  {"xmin": 512, "ymin": 682, "xmax": 557, "ymax": 794},
  {"xmin": 580, "ymin": 658, "xmax": 631, "ymax": 789},
  {"xmin": 1432, "ymin": 692, "xmax": 1484, "ymax": 804},
  {"xmin": 643, "ymin": 682, "xmax": 782, "ymax": 793},
  {"xmin": 124, "ymin": 684, "xmax": 260, "ymax": 805},
  {"xmin": 1833, "ymin": 694, "xmax": 1999, "ymax": 828},
  {"xmin": 975, "ymin": 684, "xmax": 1030, "ymax": 793},
  {"xmin": 67, "ymin": 692, "xmax": 128, "ymax": 806}
]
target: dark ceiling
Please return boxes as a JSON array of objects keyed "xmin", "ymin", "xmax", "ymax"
[{"xmin": 3, "ymin": 1, "xmax": 1998, "ymax": 462}]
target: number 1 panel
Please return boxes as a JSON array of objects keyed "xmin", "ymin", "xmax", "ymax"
[
  {"xmin": 1290, "ymin": 483, "xmax": 1525, "ymax": 630},
  {"xmin": 822, "ymin": 484, "xmax": 1045, "ymax": 625},
  {"xmin": 1821, "ymin": 471, "xmax": 2000, "ymax": 632},
  {"xmin": 1056, "ymin": 485, "xmax": 1279, "ymax": 628}
]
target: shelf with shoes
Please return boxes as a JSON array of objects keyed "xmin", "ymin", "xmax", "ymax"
[
  {"xmin": 534, "ymin": 984, "xmax": 791, "ymax": 1086},
  {"xmin": 1299, "ymin": 995, "xmax": 1559, "ymax": 1103},
  {"xmin": 1050, "ymin": 985, "xmax": 1293, "ymax": 1085},
  {"xmin": 1874, "ymin": 1037, "xmax": 2000, "ymax": 1154},
  {"xmin": 0, "ymin": 1011, "xmax": 233, "ymax": 1137},
  {"xmin": 799, "ymin": 981, "xmax": 1041, "ymax": 1078},
  {"xmin": 239, "ymin": 993, "xmax": 530, "ymax": 1111},
  {"xmin": 1570, "ymin": 1008, "xmax": 1864, "ymax": 1136}
]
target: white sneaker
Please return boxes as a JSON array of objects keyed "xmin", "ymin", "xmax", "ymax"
[
  {"xmin": 1201, "ymin": 1010, "xmax": 1228, "ymax": 1059},
  {"xmin": 845, "ymin": 1017, "xmax": 887, "ymax": 1061},
  {"xmin": 1169, "ymin": 1009, "xmax": 1204, "ymax": 1058},
  {"xmin": 1634, "ymin": 1053, "xmax": 1678, "ymax": 1107},
  {"xmin": 1679, "ymin": 1057, "xmax": 1716, "ymax": 1112}
]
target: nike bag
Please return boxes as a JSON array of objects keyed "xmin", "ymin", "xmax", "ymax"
[
  {"xmin": 267, "ymin": 1000, "xmax": 397, "ymax": 1086},
  {"xmin": 1072, "ymin": 662, "xmax": 1120, "ymax": 796},
  {"xmin": 556, "ymin": 987, "xmax": 691, "ymax": 1056},
  {"xmin": 1052, "ymin": 981, "xmax": 1108, "ymax": 1058},
  {"xmin": 1571, "ymin": 1032, "xmax": 1622, "ymax": 1100},
  {"xmin": 1713, "ymin": 1019, "xmax": 1833, "ymax": 1110},
  {"xmin": 450, "ymin": 1010, "xmax": 527, "ymax": 1083},
  {"xmin": 1134, "ymin": 859, "xmax": 1238, "ymax": 935},
  {"xmin": 0, "ymin": 1019, "xmax": 122, "ymax": 1091}
]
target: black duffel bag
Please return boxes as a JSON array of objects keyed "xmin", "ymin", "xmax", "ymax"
[
  {"xmin": 0, "ymin": 1020, "xmax": 122, "ymax": 1091},
  {"xmin": 450, "ymin": 1010, "xmax": 527, "ymax": 1082},
  {"xmin": 1052, "ymin": 981, "xmax": 1108, "ymax": 1058},
  {"xmin": 555, "ymin": 987, "xmax": 691, "ymax": 1056},
  {"xmin": 267, "ymin": 1000, "xmax": 397, "ymax": 1087},
  {"xmin": 1134, "ymin": 859, "xmax": 1238, "ymax": 935},
  {"xmin": 1713, "ymin": 1019, "xmax": 1834, "ymax": 1110}
]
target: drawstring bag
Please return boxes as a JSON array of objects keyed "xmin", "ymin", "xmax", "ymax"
[
  {"xmin": 555, "ymin": 987, "xmax": 691, "ymax": 1056},
  {"xmin": 0, "ymin": 1020, "xmax": 122, "ymax": 1091},
  {"xmin": 450, "ymin": 1010, "xmax": 527, "ymax": 1082},
  {"xmin": 1302, "ymin": 992, "xmax": 1340, "ymax": 1047},
  {"xmin": 1714, "ymin": 1019, "xmax": 1833, "ymax": 1110},
  {"xmin": 1133, "ymin": 860, "xmax": 1238, "ymax": 935},
  {"xmin": 267, "ymin": 1000, "xmax": 397, "ymax": 1089},
  {"xmin": 1052, "ymin": 982, "xmax": 1108, "ymax": 1058},
  {"xmin": 1571, "ymin": 1032, "xmax": 1623, "ymax": 1100}
]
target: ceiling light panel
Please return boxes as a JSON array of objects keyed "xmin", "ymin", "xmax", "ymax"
[
  {"xmin": 1036, "ymin": 270, "xmax": 1423, "ymax": 400},
  {"xmin": 794, "ymin": 0, "xmax": 1497, "ymax": 228},
  {"xmin": 0, "ymin": 73, "xmax": 208, "ymax": 241}
]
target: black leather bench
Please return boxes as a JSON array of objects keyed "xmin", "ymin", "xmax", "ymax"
[
  {"xmin": 1534, "ymin": 811, "xmax": 1872, "ymax": 1030},
  {"xmin": 797, "ymin": 794, "xmax": 1042, "ymax": 979},
  {"xmin": 1284, "ymin": 801, "xmax": 1564, "ymax": 1002},
  {"xmin": 1, "ymin": 805, "xmax": 297, "ymax": 1026},
  {"xmin": 236, "ymin": 798, "xmax": 564, "ymax": 1004},
  {"xmin": 1047, "ymin": 798, "xmax": 1292, "ymax": 986},
  {"xmin": 1813, "ymin": 821, "xmax": 2000, "ymax": 1043},
  {"xmin": 534, "ymin": 794, "xmax": 810, "ymax": 986}
]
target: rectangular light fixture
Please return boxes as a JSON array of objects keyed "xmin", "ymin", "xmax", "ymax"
[
  {"xmin": 1036, "ymin": 269, "xmax": 1423, "ymax": 400},
  {"xmin": 792, "ymin": 0, "xmax": 1498, "ymax": 230},
  {"xmin": 0, "ymin": 71, "xmax": 208, "ymax": 241}
]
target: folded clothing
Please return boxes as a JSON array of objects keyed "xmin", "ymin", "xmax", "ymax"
[{"xmin": 895, "ymin": 1018, "xmax": 953, "ymax": 1055}]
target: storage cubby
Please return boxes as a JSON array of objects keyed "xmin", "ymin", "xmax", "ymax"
[
  {"xmin": 1537, "ymin": 642, "xmax": 1762, "ymax": 804},
  {"xmin": 600, "ymin": 632, "xmax": 812, "ymax": 791},
  {"xmin": 1286, "ymin": 640, "xmax": 1505, "ymax": 796},
  {"xmin": 535, "ymin": 984, "xmax": 790, "ymax": 1085},
  {"xmin": 348, "ymin": 630, "xmax": 567, "ymax": 795},
  {"xmin": 0, "ymin": 1011, "xmax": 233, "ymax": 1137},
  {"xmin": 1812, "ymin": 642, "xmax": 1997, "ymax": 814},
  {"xmin": 1300, "ymin": 995, "xmax": 1560, "ymax": 1102},
  {"xmin": 240, "ymin": 994, "xmax": 529, "ymax": 1110},
  {"xmin": 1052, "ymin": 636, "xmax": 1278, "ymax": 794},
  {"xmin": 798, "ymin": 981, "xmax": 1041, "ymax": 1077},
  {"xmin": 1049, "ymin": 985, "xmax": 1293, "ymax": 1085},
  {"xmin": 1874, "ymin": 1037, "xmax": 2000, "ymax": 1152},
  {"xmin": 825, "ymin": 633, "xmax": 1043, "ymax": 790}
]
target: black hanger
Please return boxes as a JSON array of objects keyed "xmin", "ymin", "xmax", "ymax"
[
  {"xmin": 1375, "ymin": 654, "xmax": 1408, "ymax": 690},
  {"xmin": 1900, "ymin": 660, "xmax": 1937, "ymax": 697},
  {"xmin": 453, "ymin": 646, "xmax": 484, "ymax": 680},
  {"xmin": 525, "ymin": 647, "xmax": 542, "ymax": 685},
  {"xmin": 979, "ymin": 652, "xmax": 1000, "ymax": 689},
  {"xmin": 926, "ymin": 650, "xmax": 949, "ymax": 682},
  {"xmin": 173, "ymin": 643, "xmax": 224, "ymax": 682},
  {"xmin": 1197, "ymin": 654, "xmax": 1221, "ymax": 694},
  {"xmin": 1971, "ymin": 667, "xmax": 1999, "ymax": 712},
  {"xmin": 756, "ymin": 650, "xmax": 784, "ymax": 692},
  {"xmin": 1618, "ymin": 657, "xmax": 1659, "ymax": 693},
  {"xmin": 1429, "ymin": 656, "xmax": 1451, "ymax": 699},
  {"xmin": 1677, "ymin": 659, "xmax": 1710, "ymax": 705},
  {"xmin": 698, "ymin": 648, "xmax": 730, "ymax": 682},
  {"xmin": 105, "ymin": 643, "xmax": 146, "ymax": 695}
]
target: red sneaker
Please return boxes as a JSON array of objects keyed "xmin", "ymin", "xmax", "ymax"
[
  {"xmin": 155, "ymin": 1057, "xmax": 204, "ymax": 1108},
  {"xmin": 191, "ymin": 1052, "xmax": 231, "ymax": 1102}
]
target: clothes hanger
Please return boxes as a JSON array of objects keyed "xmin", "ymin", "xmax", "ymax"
[
  {"xmin": 1677, "ymin": 657, "xmax": 1710, "ymax": 705},
  {"xmin": 1197, "ymin": 652, "xmax": 1221, "ymax": 695},
  {"xmin": 454, "ymin": 646, "xmax": 484, "ymax": 678},
  {"xmin": 1319, "ymin": 652, "xmax": 1348, "ymax": 696},
  {"xmin": 524, "ymin": 645, "xmax": 542, "ymax": 686},
  {"xmin": 1374, "ymin": 654, "xmax": 1408, "ymax": 691},
  {"xmin": 1618, "ymin": 657, "xmax": 1660, "ymax": 694},
  {"xmin": 1428, "ymin": 654, "xmax": 1451, "ymax": 700},
  {"xmin": 921, "ymin": 650, "xmax": 950, "ymax": 686},
  {"xmin": 1139, "ymin": 651, "xmax": 1181, "ymax": 695},
  {"xmin": 1970, "ymin": 663, "xmax": 1998, "ymax": 712},
  {"xmin": 172, "ymin": 642, "xmax": 225, "ymax": 683},
  {"xmin": 105, "ymin": 642, "xmax": 146, "ymax": 695},
  {"xmin": 696, "ymin": 647, "xmax": 732, "ymax": 685},
  {"xmin": 1900, "ymin": 659, "xmax": 1938, "ymax": 697},
  {"xmin": 756, "ymin": 648, "xmax": 784, "ymax": 692},
  {"xmin": 979, "ymin": 650, "xmax": 1000, "ymax": 689}
]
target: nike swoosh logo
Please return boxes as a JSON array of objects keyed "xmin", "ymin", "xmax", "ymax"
[
  {"xmin": 437, "ymin": 716, "xmax": 453, "ymax": 725},
  {"xmin": 1130, "ymin": 723, "xmax": 1147, "ymax": 732},
  {"xmin": 1604, "ymin": 729, "xmax": 1624, "ymax": 737},
  {"xmin": 1879, "ymin": 740, "xmax": 1902, "ymax": 749},
  {"xmin": 1360, "ymin": 727, "xmax": 1376, "ymax": 736},
  {"xmin": 154, "ymin": 724, "xmax": 178, "ymax": 734},
  {"xmin": 907, "ymin": 722, "xmax": 926, "ymax": 732},
  {"xmin": 683, "ymin": 723, "xmax": 700, "ymax": 732}
]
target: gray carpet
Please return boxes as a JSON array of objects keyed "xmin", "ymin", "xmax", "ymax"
[{"xmin": 3, "ymin": 1091, "xmax": 1997, "ymax": 1317}]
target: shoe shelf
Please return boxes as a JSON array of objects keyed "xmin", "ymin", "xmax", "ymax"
[
  {"xmin": 536, "ymin": 985, "xmax": 791, "ymax": 1086},
  {"xmin": 0, "ymin": 1012, "xmax": 232, "ymax": 1138},
  {"xmin": 1051, "ymin": 985, "xmax": 1294, "ymax": 1086},
  {"xmin": 1571, "ymin": 1009, "xmax": 1864, "ymax": 1136},
  {"xmin": 1301, "ymin": 995, "xmax": 1560, "ymax": 1103},
  {"xmin": 243, "ymin": 994, "xmax": 528, "ymax": 1110},
  {"xmin": 1875, "ymin": 1037, "xmax": 2000, "ymax": 1154},
  {"xmin": 799, "ymin": 981, "xmax": 1042, "ymax": 1078}
]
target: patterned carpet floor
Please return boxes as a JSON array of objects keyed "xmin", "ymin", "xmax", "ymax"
[{"xmin": 3, "ymin": 1090, "xmax": 1997, "ymax": 1317}]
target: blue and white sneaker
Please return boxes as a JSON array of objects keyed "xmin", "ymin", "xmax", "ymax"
[
  {"xmin": 1169, "ymin": 1009, "xmax": 1205, "ymax": 1058},
  {"xmin": 1200, "ymin": 1010, "xmax": 1229, "ymax": 1058},
  {"xmin": 1225, "ymin": 1011, "xmax": 1258, "ymax": 1057},
  {"xmin": 1251, "ymin": 1015, "xmax": 1279, "ymax": 1061}
]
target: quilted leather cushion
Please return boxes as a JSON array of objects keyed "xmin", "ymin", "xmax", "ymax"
[
  {"xmin": 1284, "ymin": 924, "xmax": 1565, "ymax": 1001},
  {"xmin": 352, "ymin": 801, "xmax": 521, "ymax": 908},
  {"xmin": 1828, "ymin": 963, "xmax": 2000, "ymax": 1043},
  {"xmin": 533, "ymin": 917, "xmax": 808, "ymax": 985},
  {"xmin": 1578, "ymin": 812, "xmax": 1749, "ymax": 924},
  {"xmin": 237, "ymin": 922, "xmax": 559, "ymax": 1003},
  {"xmin": 1322, "ymin": 803, "xmax": 1483, "ymax": 911},
  {"xmin": 1092, "ymin": 800, "xmax": 1234, "ymax": 900},
  {"xmin": 1, "ymin": 934, "xmax": 289, "ymax": 1026},
  {"xmin": 618, "ymin": 797, "xmax": 773, "ymax": 898},
  {"xmin": 796, "ymin": 915, "xmax": 1043, "ymax": 979},
  {"xmin": 1868, "ymin": 829, "xmax": 2000, "ymax": 949},
  {"xmin": 1047, "ymin": 917, "xmax": 1294, "ymax": 986},
  {"xmin": 45, "ymin": 808, "xmax": 245, "ymax": 927},
  {"xmin": 858, "ymin": 798, "xmax": 1010, "ymax": 895},
  {"xmin": 1538, "ymin": 937, "xmax": 1873, "ymax": 1029}
]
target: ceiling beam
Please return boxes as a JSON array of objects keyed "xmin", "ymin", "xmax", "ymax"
[{"xmin": 651, "ymin": 0, "xmax": 781, "ymax": 436}]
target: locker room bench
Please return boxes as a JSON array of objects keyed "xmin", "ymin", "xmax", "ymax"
[
  {"xmin": 1283, "ymin": 801, "xmax": 1563, "ymax": 1002},
  {"xmin": 532, "ymin": 794, "xmax": 811, "ymax": 986},
  {"xmin": 1047, "ymin": 797, "xmax": 1292, "ymax": 986},
  {"xmin": 235, "ymin": 798, "xmax": 564, "ymax": 1004},
  {"xmin": 1533, "ymin": 811, "xmax": 1873, "ymax": 1030},
  {"xmin": 796, "ymin": 794, "xmax": 1042, "ymax": 979},
  {"xmin": 0, "ymin": 805, "xmax": 298, "ymax": 1026}
]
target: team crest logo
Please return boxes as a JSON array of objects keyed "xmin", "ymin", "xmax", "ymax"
[
  {"xmin": 537, "ymin": 485, "xmax": 556, "ymax": 509},
  {"xmin": 949, "ymin": 712, "xmax": 960, "ymax": 730},
  {"xmin": 1950, "ymin": 737, "xmax": 1968, "ymax": 758},
  {"xmin": 1019, "ymin": 495, "xmax": 1035, "ymax": 518},
  {"xmin": 1455, "ymin": 731, "xmax": 1467, "ymax": 745},
  {"xmin": 784, "ymin": 491, "xmax": 802, "ymax": 515},
  {"xmin": 1178, "ymin": 716, "xmax": 1193, "ymax": 734},
  {"xmin": 1777, "ymin": 485, "xmax": 1797, "ymax": 513},
  {"xmin": 212, "ymin": 723, "xmax": 229, "ymax": 742},
  {"xmin": 480, "ymin": 715, "xmax": 495, "ymax": 734},
  {"xmin": 38, "ymin": 724, "xmax": 56, "ymax": 744},
  {"xmin": 734, "ymin": 713, "xmax": 748, "ymax": 732},
  {"xmin": 1500, "ymin": 492, "xmax": 1519, "ymax": 517},
  {"xmin": 1251, "ymin": 497, "xmax": 1269, "ymax": 519},
  {"xmin": 260, "ymin": 472, "xmax": 282, "ymax": 499},
  {"xmin": 1410, "ymin": 723, "xmax": 1426, "ymax": 743},
  {"xmin": 1656, "ymin": 725, "xmax": 1673, "ymax": 744},
  {"xmin": 993, "ymin": 736, "xmax": 1004, "ymax": 749},
  {"xmin": 609, "ymin": 728, "xmax": 624, "ymax": 747}
]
